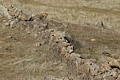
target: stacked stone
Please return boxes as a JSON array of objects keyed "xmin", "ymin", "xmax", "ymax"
[
  {"xmin": 4, "ymin": 5, "xmax": 120, "ymax": 80},
  {"xmin": 3, "ymin": 5, "xmax": 48, "ymax": 29},
  {"xmin": 48, "ymin": 29, "xmax": 120, "ymax": 79},
  {"xmin": 7, "ymin": 5, "xmax": 30, "ymax": 21},
  {"xmin": 49, "ymin": 30, "xmax": 73, "ymax": 58}
]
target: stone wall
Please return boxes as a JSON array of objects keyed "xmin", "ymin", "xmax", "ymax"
[{"xmin": 2, "ymin": 5, "xmax": 120, "ymax": 80}]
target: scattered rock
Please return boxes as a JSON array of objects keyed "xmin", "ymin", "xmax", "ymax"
[
  {"xmin": 109, "ymin": 59, "xmax": 120, "ymax": 69},
  {"xmin": 7, "ymin": 5, "xmax": 17, "ymax": 16},
  {"xmin": 4, "ymin": 5, "xmax": 49, "ymax": 30},
  {"xmin": 32, "ymin": 12, "xmax": 48, "ymax": 21},
  {"xmin": 2, "ymin": 5, "xmax": 120, "ymax": 80},
  {"xmin": 110, "ymin": 69, "xmax": 118, "ymax": 78},
  {"xmin": 101, "ymin": 63, "xmax": 111, "ymax": 71}
]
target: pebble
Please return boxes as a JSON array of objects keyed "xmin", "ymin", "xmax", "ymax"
[{"xmin": 91, "ymin": 39, "xmax": 96, "ymax": 42}]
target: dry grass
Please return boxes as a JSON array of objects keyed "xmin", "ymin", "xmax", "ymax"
[
  {"xmin": 48, "ymin": 20, "xmax": 120, "ymax": 61},
  {"xmin": 0, "ymin": 21, "xmax": 69, "ymax": 80},
  {"xmin": 0, "ymin": 0, "xmax": 120, "ymax": 79},
  {"xmin": 65, "ymin": 23, "xmax": 120, "ymax": 60},
  {"xmin": 11, "ymin": 0, "xmax": 119, "ymax": 33}
]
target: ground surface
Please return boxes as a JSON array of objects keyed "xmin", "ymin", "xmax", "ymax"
[
  {"xmin": 0, "ymin": 0, "xmax": 120, "ymax": 80},
  {"xmin": 0, "ymin": 18, "xmax": 70, "ymax": 80},
  {"xmin": 2, "ymin": 0, "xmax": 120, "ymax": 32}
]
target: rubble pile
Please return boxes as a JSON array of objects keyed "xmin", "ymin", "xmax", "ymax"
[
  {"xmin": 48, "ymin": 28, "xmax": 120, "ymax": 80},
  {"xmin": 2, "ymin": 5, "xmax": 120, "ymax": 80},
  {"xmin": 3, "ymin": 5, "xmax": 48, "ymax": 29}
]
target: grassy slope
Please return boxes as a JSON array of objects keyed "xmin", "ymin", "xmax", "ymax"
[
  {"xmin": 0, "ymin": 0, "xmax": 120, "ymax": 79},
  {"xmin": 0, "ymin": 18, "xmax": 69, "ymax": 80},
  {"xmin": 15, "ymin": 0, "xmax": 120, "ymax": 32},
  {"xmin": 2, "ymin": 0, "xmax": 120, "ymax": 68}
]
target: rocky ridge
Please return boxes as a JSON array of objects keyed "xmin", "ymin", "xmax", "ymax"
[{"xmin": 1, "ymin": 5, "xmax": 120, "ymax": 80}]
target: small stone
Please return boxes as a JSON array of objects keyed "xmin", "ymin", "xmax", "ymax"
[
  {"xmin": 3, "ymin": 20, "xmax": 7, "ymax": 23},
  {"xmin": 10, "ymin": 20, "xmax": 16, "ymax": 27},
  {"xmin": 16, "ymin": 42, "xmax": 21, "ymax": 45},
  {"xmin": 116, "ymin": 75, "xmax": 120, "ymax": 80},
  {"xmin": 39, "ymin": 12, "xmax": 48, "ymax": 20},
  {"xmin": 14, "ymin": 10, "xmax": 21, "ymax": 18},
  {"xmin": 61, "ymin": 47, "xmax": 68, "ymax": 54},
  {"xmin": 18, "ymin": 13, "xmax": 30, "ymax": 21},
  {"xmin": 7, "ymin": 36, "xmax": 13, "ymax": 39},
  {"xmin": 103, "ymin": 72, "xmax": 111, "ymax": 78},
  {"xmin": 50, "ymin": 31, "xmax": 66, "ymax": 43},
  {"xmin": 67, "ymin": 45, "xmax": 74, "ymax": 53},
  {"xmin": 8, "ymin": 8, "xmax": 16, "ymax": 16},
  {"xmin": 48, "ymin": 29, "xmax": 55, "ymax": 32},
  {"xmin": 34, "ymin": 33, "xmax": 38, "ymax": 38},
  {"xmin": 90, "ymin": 68, "xmax": 97, "ymax": 76},
  {"xmin": 102, "ymin": 51, "xmax": 111, "ymax": 57},
  {"xmin": 108, "ymin": 58, "xmax": 120, "ymax": 69},
  {"xmin": 7, "ymin": 5, "xmax": 18, "ymax": 17},
  {"xmin": 4, "ymin": 22, "xmax": 10, "ymax": 26},
  {"xmin": 91, "ymin": 39, "xmax": 96, "ymax": 42},
  {"xmin": 35, "ymin": 42, "xmax": 41, "ymax": 47},
  {"xmin": 54, "ymin": 31, "xmax": 66, "ymax": 38},
  {"xmin": 100, "ymin": 63, "xmax": 111, "ymax": 71},
  {"xmin": 61, "ymin": 42, "xmax": 71, "ymax": 47},
  {"xmin": 33, "ymin": 49, "xmax": 37, "ymax": 52},
  {"xmin": 58, "ymin": 37, "xmax": 66, "ymax": 42},
  {"xmin": 71, "ymin": 53, "xmax": 81, "ymax": 58},
  {"xmin": 109, "ymin": 69, "xmax": 118, "ymax": 78},
  {"xmin": 96, "ymin": 20, "xmax": 105, "ymax": 28},
  {"xmin": 32, "ymin": 12, "xmax": 48, "ymax": 21},
  {"xmin": 40, "ymin": 23, "xmax": 48, "ymax": 28},
  {"xmin": 70, "ymin": 53, "xmax": 81, "ymax": 60},
  {"xmin": 118, "ymin": 70, "xmax": 120, "ymax": 74}
]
